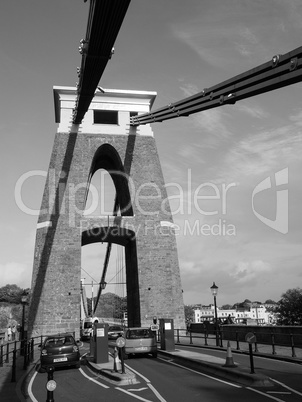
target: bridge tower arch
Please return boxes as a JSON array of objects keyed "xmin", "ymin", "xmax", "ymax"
[{"xmin": 28, "ymin": 87, "xmax": 185, "ymax": 339}]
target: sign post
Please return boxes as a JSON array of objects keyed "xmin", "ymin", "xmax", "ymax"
[
  {"xmin": 46, "ymin": 366, "xmax": 56, "ymax": 402},
  {"xmin": 245, "ymin": 332, "xmax": 257, "ymax": 374}
]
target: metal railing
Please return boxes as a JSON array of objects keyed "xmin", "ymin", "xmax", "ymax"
[
  {"xmin": 0, "ymin": 335, "xmax": 41, "ymax": 382},
  {"xmin": 173, "ymin": 328, "xmax": 302, "ymax": 359},
  {"xmin": 0, "ymin": 332, "xmax": 77, "ymax": 383}
]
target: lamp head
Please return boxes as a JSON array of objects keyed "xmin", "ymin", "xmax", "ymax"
[
  {"xmin": 21, "ymin": 290, "xmax": 28, "ymax": 304},
  {"xmin": 210, "ymin": 282, "xmax": 218, "ymax": 297}
]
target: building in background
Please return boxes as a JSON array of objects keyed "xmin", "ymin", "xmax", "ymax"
[{"xmin": 194, "ymin": 302, "xmax": 275, "ymax": 325}]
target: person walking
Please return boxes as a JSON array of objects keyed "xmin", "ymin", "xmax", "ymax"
[
  {"xmin": 7, "ymin": 326, "xmax": 12, "ymax": 342},
  {"xmin": 12, "ymin": 325, "xmax": 16, "ymax": 341}
]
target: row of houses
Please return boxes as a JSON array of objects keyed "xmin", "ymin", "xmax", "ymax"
[{"xmin": 193, "ymin": 303, "xmax": 276, "ymax": 325}]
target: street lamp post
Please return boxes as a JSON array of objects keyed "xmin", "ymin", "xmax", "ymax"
[
  {"xmin": 20, "ymin": 290, "xmax": 28, "ymax": 356},
  {"xmin": 210, "ymin": 282, "xmax": 219, "ymax": 346}
]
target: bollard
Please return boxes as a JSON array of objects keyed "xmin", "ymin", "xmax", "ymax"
[
  {"xmin": 290, "ymin": 333, "xmax": 296, "ymax": 358},
  {"xmin": 204, "ymin": 329, "xmax": 207, "ymax": 346},
  {"xmin": 120, "ymin": 347, "xmax": 125, "ymax": 374},
  {"xmin": 0, "ymin": 344, "xmax": 3, "ymax": 367},
  {"xmin": 248, "ymin": 343, "xmax": 255, "ymax": 374},
  {"xmin": 189, "ymin": 330, "xmax": 193, "ymax": 345},
  {"xmin": 219, "ymin": 328, "xmax": 223, "ymax": 347},
  {"xmin": 11, "ymin": 350, "xmax": 16, "ymax": 382},
  {"xmin": 5, "ymin": 342, "xmax": 9, "ymax": 363},
  {"xmin": 46, "ymin": 366, "xmax": 56, "ymax": 402},
  {"xmin": 253, "ymin": 333, "xmax": 258, "ymax": 353},
  {"xmin": 236, "ymin": 331, "xmax": 240, "ymax": 350},
  {"xmin": 23, "ymin": 342, "xmax": 27, "ymax": 370},
  {"xmin": 271, "ymin": 333, "xmax": 276, "ymax": 355},
  {"xmin": 31, "ymin": 338, "xmax": 34, "ymax": 362}
]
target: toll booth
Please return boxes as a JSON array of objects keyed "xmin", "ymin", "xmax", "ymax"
[
  {"xmin": 94, "ymin": 323, "xmax": 108, "ymax": 363},
  {"xmin": 159, "ymin": 318, "xmax": 175, "ymax": 351}
]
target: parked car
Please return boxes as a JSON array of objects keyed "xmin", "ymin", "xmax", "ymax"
[
  {"xmin": 124, "ymin": 327, "xmax": 157, "ymax": 358},
  {"xmin": 108, "ymin": 325, "xmax": 124, "ymax": 340},
  {"xmin": 40, "ymin": 333, "xmax": 80, "ymax": 370}
]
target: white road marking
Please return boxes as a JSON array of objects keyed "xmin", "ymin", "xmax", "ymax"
[
  {"xmin": 116, "ymin": 387, "xmax": 153, "ymax": 401},
  {"xmin": 128, "ymin": 387, "xmax": 149, "ymax": 391},
  {"xmin": 79, "ymin": 367, "xmax": 109, "ymax": 388},
  {"xmin": 269, "ymin": 378, "xmax": 302, "ymax": 397},
  {"xmin": 246, "ymin": 387, "xmax": 285, "ymax": 401},
  {"xmin": 124, "ymin": 363, "xmax": 151, "ymax": 383},
  {"xmin": 267, "ymin": 392, "xmax": 291, "ymax": 394},
  {"xmin": 147, "ymin": 383, "xmax": 167, "ymax": 402},
  {"xmin": 27, "ymin": 371, "xmax": 39, "ymax": 402},
  {"xmin": 158, "ymin": 357, "xmax": 241, "ymax": 388},
  {"xmin": 124, "ymin": 363, "xmax": 167, "ymax": 401}
]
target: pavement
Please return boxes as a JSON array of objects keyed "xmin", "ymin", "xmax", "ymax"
[{"xmin": 1, "ymin": 339, "xmax": 302, "ymax": 401}]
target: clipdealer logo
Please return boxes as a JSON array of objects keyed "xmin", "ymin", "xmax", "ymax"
[{"xmin": 252, "ymin": 168, "xmax": 288, "ymax": 234}]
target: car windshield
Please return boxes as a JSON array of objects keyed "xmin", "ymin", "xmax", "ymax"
[
  {"xmin": 126, "ymin": 329, "xmax": 153, "ymax": 339},
  {"xmin": 45, "ymin": 336, "xmax": 75, "ymax": 347},
  {"xmin": 109, "ymin": 326, "xmax": 122, "ymax": 331}
]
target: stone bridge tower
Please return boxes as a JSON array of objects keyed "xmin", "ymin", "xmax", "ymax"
[{"xmin": 28, "ymin": 87, "xmax": 185, "ymax": 339}]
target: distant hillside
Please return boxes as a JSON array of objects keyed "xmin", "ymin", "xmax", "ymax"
[{"xmin": 94, "ymin": 292, "xmax": 127, "ymax": 320}]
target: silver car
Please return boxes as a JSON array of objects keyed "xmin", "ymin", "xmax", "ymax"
[{"xmin": 124, "ymin": 327, "xmax": 157, "ymax": 358}]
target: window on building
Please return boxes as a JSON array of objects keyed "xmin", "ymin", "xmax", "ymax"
[{"xmin": 94, "ymin": 110, "xmax": 118, "ymax": 125}]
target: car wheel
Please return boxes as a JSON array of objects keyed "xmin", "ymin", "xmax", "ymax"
[{"xmin": 75, "ymin": 362, "xmax": 81, "ymax": 369}]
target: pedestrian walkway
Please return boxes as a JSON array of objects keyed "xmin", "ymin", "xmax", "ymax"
[
  {"xmin": 0, "ymin": 341, "xmax": 40, "ymax": 402},
  {"xmin": 177, "ymin": 334, "xmax": 302, "ymax": 361}
]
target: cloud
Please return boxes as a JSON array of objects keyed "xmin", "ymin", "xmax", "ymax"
[
  {"xmin": 222, "ymin": 124, "xmax": 302, "ymax": 181},
  {"xmin": 171, "ymin": 0, "xmax": 302, "ymax": 76},
  {"xmin": 0, "ymin": 262, "xmax": 31, "ymax": 289},
  {"xmin": 229, "ymin": 260, "xmax": 271, "ymax": 284},
  {"xmin": 235, "ymin": 102, "xmax": 270, "ymax": 119},
  {"xmin": 192, "ymin": 109, "xmax": 233, "ymax": 140},
  {"xmin": 178, "ymin": 84, "xmax": 234, "ymax": 145}
]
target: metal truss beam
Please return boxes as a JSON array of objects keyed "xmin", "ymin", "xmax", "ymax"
[{"xmin": 130, "ymin": 46, "xmax": 302, "ymax": 126}]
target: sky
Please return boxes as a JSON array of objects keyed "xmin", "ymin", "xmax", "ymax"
[{"xmin": 1, "ymin": 0, "xmax": 302, "ymax": 307}]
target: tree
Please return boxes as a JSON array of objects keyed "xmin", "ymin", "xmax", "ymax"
[
  {"xmin": 0, "ymin": 284, "xmax": 30, "ymax": 304},
  {"xmin": 232, "ymin": 300, "xmax": 251, "ymax": 310},
  {"xmin": 265, "ymin": 299, "xmax": 277, "ymax": 304},
  {"xmin": 275, "ymin": 288, "xmax": 302, "ymax": 325},
  {"xmin": 221, "ymin": 304, "xmax": 233, "ymax": 310},
  {"xmin": 243, "ymin": 299, "xmax": 252, "ymax": 304},
  {"xmin": 93, "ymin": 293, "xmax": 127, "ymax": 319},
  {"xmin": 184, "ymin": 305, "xmax": 194, "ymax": 324}
]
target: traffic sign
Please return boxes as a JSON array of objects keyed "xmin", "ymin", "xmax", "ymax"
[
  {"xmin": 116, "ymin": 336, "xmax": 125, "ymax": 348},
  {"xmin": 245, "ymin": 332, "xmax": 257, "ymax": 344},
  {"xmin": 46, "ymin": 380, "xmax": 57, "ymax": 392},
  {"xmin": 150, "ymin": 324, "xmax": 159, "ymax": 331}
]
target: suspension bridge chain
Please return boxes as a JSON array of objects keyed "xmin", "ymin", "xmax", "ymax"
[
  {"xmin": 130, "ymin": 46, "xmax": 302, "ymax": 126},
  {"xmin": 73, "ymin": 0, "xmax": 131, "ymax": 125}
]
